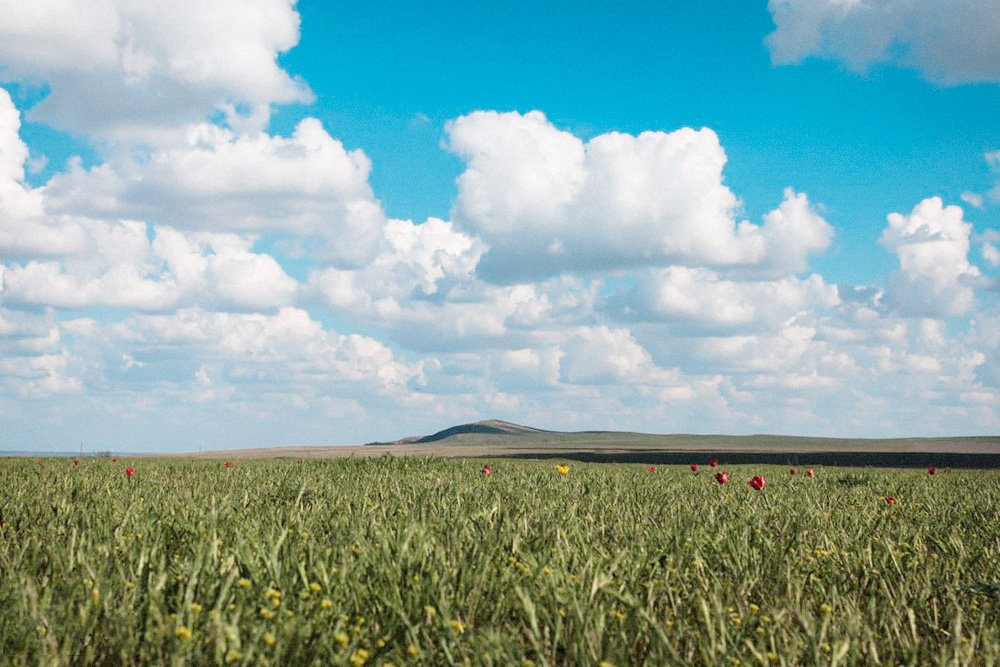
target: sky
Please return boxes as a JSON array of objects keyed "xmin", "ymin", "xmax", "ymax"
[{"xmin": 1, "ymin": 0, "xmax": 1000, "ymax": 452}]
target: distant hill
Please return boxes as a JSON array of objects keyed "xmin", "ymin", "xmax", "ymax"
[{"xmin": 416, "ymin": 419, "xmax": 551, "ymax": 442}]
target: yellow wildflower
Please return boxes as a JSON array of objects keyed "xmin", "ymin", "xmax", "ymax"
[
  {"xmin": 175, "ymin": 626, "xmax": 192, "ymax": 639},
  {"xmin": 225, "ymin": 650, "xmax": 243, "ymax": 662},
  {"xmin": 335, "ymin": 632, "xmax": 350, "ymax": 646},
  {"xmin": 309, "ymin": 582, "xmax": 322, "ymax": 592},
  {"xmin": 407, "ymin": 645, "xmax": 420, "ymax": 656},
  {"xmin": 259, "ymin": 607, "xmax": 275, "ymax": 619},
  {"xmin": 449, "ymin": 619, "xmax": 466, "ymax": 633},
  {"xmin": 263, "ymin": 632, "xmax": 276, "ymax": 645},
  {"xmin": 320, "ymin": 598, "xmax": 333, "ymax": 610},
  {"xmin": 190, "ymin": 603, "xmax": 203, "ymax": 614},
  {"xmin": 237, "ymin": 578, "xmax": 251, "ymax": 588}
]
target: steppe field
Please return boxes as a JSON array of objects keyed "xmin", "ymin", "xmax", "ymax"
[{"xmin": 1, "ymin": 456, "xmax": 999, "ymax": 666}]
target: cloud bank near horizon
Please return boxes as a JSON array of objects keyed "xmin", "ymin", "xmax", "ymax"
[{"xmin": 1, "ymin": 0, "xmax": 999, "ymax": 449}]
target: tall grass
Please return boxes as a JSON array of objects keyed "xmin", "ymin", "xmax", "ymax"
[{"xmin": 1, "ymin": 457, "xmax": 998, "ymax": 665}]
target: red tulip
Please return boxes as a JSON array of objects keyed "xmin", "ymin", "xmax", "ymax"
[
  {"xmin": 482, "ymin": 465, "xmax": 491, "ymax": 475},
  {"xmin": 125, "ymin": 468, "xmax": 135, "ymax": 479},
  {"xmin": 715, "ymin": 471, "xmax": 729, "ymax": 484},
  {"xmin": 111, "ymin": 457, "xmax": 117, "ymax": 463},
  {"xmin": 805, "ymin": 469, "xmax": 814, "ymax": 478},
  {"xmin": 224, "ymin": 461, "xmax": 233, "ymax": 469},
  {"xmin": 74, "ymin": 459, "xmax": 80, "ymax": 466},
  {"xmin": 885, "ymin": 496, "xmax": 896, "ymax": 505},
  {"xmin": 690, "ymin": 464, "xmax": 699, "ymax": 472},
  {"xmin": 648, "ymin": 466, "xmax": 656, "ymax": 473},
  {"xmin": 748, "ymin": 475, "xmax": 766, "ymax": 491},
  {"xmin": 928, "ymin": 467, "xmax": 937, "ymax": 475},
  {"xmin": 708, "ymin": 457, "xmax": 719, "ymax": 467},
  {"xmin": 37, "ymin": 459, "xmax": 44, "ymax": 467},
  {"xmin": 790, "ymin": 468, "xmax": 797, "ymax": 475}
]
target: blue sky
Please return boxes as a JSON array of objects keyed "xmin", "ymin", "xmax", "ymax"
[{"xmin": 1, "ymin": 0, "xmax": 999, "ymax": 452}]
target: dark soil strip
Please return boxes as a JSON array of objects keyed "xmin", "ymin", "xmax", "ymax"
[{"xmin": 503, "ymin": 450, "xmax": 1000, "ymax": 469}]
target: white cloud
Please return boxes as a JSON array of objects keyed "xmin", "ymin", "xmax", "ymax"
[
  {"xmin": 0, "ymin": 88, "xmax": 90, "ymax": 259},
  {"xmin": 0, "ymin": 307, "xmax": 81, "ymax": 397},
  {"xmin": 309, "ymin": 216, "xmax": 484, "ymax": 313},
  {"xmin": 1, "ymin": 222, "xmax": 299, "ymax": 312},
  {"xmin": 1, "ymin": 90, "xmax": 305, "ymax": 313},
  {"xmin": 43, "ymin": 118, "xmax": 384, "ymax": 264},
  {"xmin": 983, "ymin": 239, "xmax": 1000, "ymax": 268},
  {"xmin": 969, "ymin": 310, "xmax": 1000, "ymax": 388},
  {"xmin": 110, "ymin": 307, "xmax": 422, "ymax": 391},
  {"xmin": 559, "ymin": 326, "xmax": 658, "ymax": 385},
  {"xmin": 446, "ymin": 110, "xmax": 832, "ymax": 282},
  {"xmin": 961, "ymin": 191, "xmax": 984, "ymax": 209},
  {"xmin": 614, "ymin": 266, "xmax": 839, "ymax": 333},
  {"xmin": 880, "ymin": 197, "xmax": 980, "ymax": 317},
  {"xmin": 988, "ymin": 151, "xmax": 1000, "ymax": 204},
  {"xmin": 766, "ymin": 0, "xmax": 1000, "ymax": 84},
  {"xmin": 0, "ymin": 0, "xmax": 311, "ymax": 137}
]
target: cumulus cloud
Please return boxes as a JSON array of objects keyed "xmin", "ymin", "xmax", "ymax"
[
  {"xmin": 880, "ymin": 197, "xmax": 980, "ymax": 318},
  {"xmin": 42, "ymin": 118, "xmax": 386, "ymax": 265},
  {"xmin": 611, "ymin": 267, "xmax": 839, "ymax": 333},
  {"xmin": 0, "ymin": 307, "xmax": 81, "ymax": 397},
  {"xmin": 0, "ymin": 88, "xmax": 90, "ymax": 259},
  {"xmin": 1, "ymin": 222, "xmax": 299, "ymax": 312},
  {"xmin": 446, "ymin": 110, "xmax": 832, "ymax": 282},
  {"xmin": 311, "ymin": 217, "xmax": 484, "ymax": 306},
  {"xmin": 0, "ymin": 0, "xmax": 311, "ymax": 137},
  {"xmin": 109, "ymin": 306, "xmax": 422, "ymax": 391},
  {"xmin": 766, "ymin": 0, "xmax": 1000, "ymax": 84},
  {"xmin": 559, "ymin": 326, "xmax": 659, "ymax": 385}
]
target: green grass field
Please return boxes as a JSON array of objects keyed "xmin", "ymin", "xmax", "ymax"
[{"xmin": 1, "ymin": 457, "xmax": 998, "ymax": 665}]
